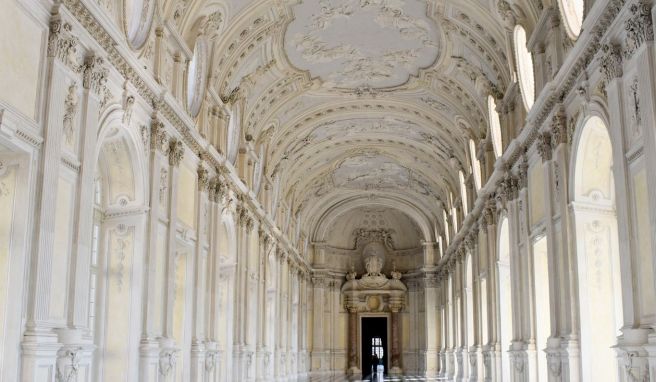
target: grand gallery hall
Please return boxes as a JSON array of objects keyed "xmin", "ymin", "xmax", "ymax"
[{"xmin": 0, "ymin": 0, "xmax": 655, "ymax": 380}]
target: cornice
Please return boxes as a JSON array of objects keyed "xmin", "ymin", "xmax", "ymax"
[{"xmin": 440, "ymin": 0, "xmax": 628, "ymax": 271}]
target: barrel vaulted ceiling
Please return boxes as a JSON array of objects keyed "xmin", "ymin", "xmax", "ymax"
[{"xmin": 170, "ymin": 0, "xmax": 522, "ymax": 243}]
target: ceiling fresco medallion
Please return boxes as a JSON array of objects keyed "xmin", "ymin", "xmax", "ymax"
[{"xmin": 285, "ymin": 0, "xmax": 440, "ymax": 89}]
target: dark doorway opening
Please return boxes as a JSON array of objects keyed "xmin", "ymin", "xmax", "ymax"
[{"xmin": 361, "ymin": 316, "xmax": 388, "ymax": 377}]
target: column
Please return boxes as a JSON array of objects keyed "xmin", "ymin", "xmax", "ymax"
[
  {"xmin": 390, "ymin": 306, "xmax": 403, "ymax": 375},
  {"xmin": 347, "ymin": 306, "xmax": 359, "ymax": 376}
]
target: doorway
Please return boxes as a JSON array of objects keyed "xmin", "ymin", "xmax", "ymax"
[{"xmin": 361, "ymin": 316, "xmax": 388, "ymax": 377}]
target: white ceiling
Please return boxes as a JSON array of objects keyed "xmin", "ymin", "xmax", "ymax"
[{"xmin": 179, "ymin": 0, "xmax": 515, "ymax": 245}]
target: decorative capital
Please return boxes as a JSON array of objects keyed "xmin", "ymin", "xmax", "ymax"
[
  {"xmin": 537, "ymin": 132, "xmax": 553, "ymax": 162},
  {"xmin": 551, "ymin": 111, "xmax": 568, "ymax": 146},
  {"xmin": 168, "ymin": 139, "xmax": 185, "ymax": 166},
  {"xmin": 484, "ymin": 196, "xmax": 497, "ymax": 226},
  {"xmin": 197, "ymin": 165, "xmax": 210, "ymax": 192},
  {"xmin": 47, "ymin": 19, "xmax": 79, "ymax": 69},
  {"xmin": 599, "ymin": 43, "xmax": 623, "ymax": 83},
  {"xmin": 624, "ymin": 2, "xmax": 653, "ymax": 58},
  {"xmin": 150, "ymin": 119, "xmax": 168, "ymax": 152},
  {"xmin": 518, "ymin": 150, "xmax": 529, "ymax": 189},
  {"xmin": 82, "ymin": 56, "xmax": 108, "ymax": 94}
]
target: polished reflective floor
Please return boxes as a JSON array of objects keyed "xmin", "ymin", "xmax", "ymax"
[{"xmin": 303, "ymin": 375, "xmax": 445, "ymax": 382}]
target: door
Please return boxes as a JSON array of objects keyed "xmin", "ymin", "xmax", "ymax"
[{"xmin": 361, "ymin": 316, "xmax": 388, "ymax": 377}]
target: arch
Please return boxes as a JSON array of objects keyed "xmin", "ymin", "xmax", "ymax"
[
  {"xmin": 94, "ymin": 107, "xmax": 148, "ymax": 207},
  {"xmin": 310, "ymin": 195, "xmax": 435, "ymax": 243},
  {"xmin": 497, "ymin": 216, "xmax": 512, "ymax": 382},
  {"xmin": 465, "ymin": 252, "xmax": 474, "ymax": 349},
  {"xmin": 570, "ymin": 116, "xmax": 622, "ymax": 382},
  {"xmin": 531, "ymin": 235, "xmax": 550, "ymax": 382},
  {"xmin": 214, "ymin": 211, "xmax": 237, "ymax": 381},
  {"xmin": 513, "ymin": 25, "xmax": 535, "ymax": 111},
  {"xmin": 488, "ymin": 95, "xmax": 503, "ymax": 158},
  {"xmin": 91, "ymin": 110, "xmax": 147, "ymax": 381}
]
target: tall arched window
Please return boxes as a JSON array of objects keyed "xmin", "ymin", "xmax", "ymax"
[
  {"xmin": 488, "ymin": 96, "xmax": 503, "ymax": 157},
  {"xmin": 465, "ymin": 254, "xmax": 474, "ymax": 350},
  {"xmin": 514, "ymin": 25, "xmax": 535, "ymax": 110},
  {"xmin": 497, "ymin": 217, "xmax": 513, "ymax": 382},
  {"xmin": 571, "ymin": 116, "xmax": 622, "ymax": 382},
  {"xmin": 469, "ymin": 139, "xmax": 482, "ymax": 189},
  {"xmin": 532, "ymin": 236, "xmax": 551, "ymax": 382},
  {"xmin": 459, "ymin": 171, "xmax": 468, "ymax": 215},
  {"xmin": 186, "ymin": 38, "xmax": 209, "ymax": 118},
  {"xmin": 443, "ymin": 209, "xmax": 450, "ymax": 246},
  {"xmin": 558, "ymin": 0, "xmax": 584, "ymax": 39}
]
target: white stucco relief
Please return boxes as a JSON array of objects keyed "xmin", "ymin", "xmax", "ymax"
[{"xmin": 284, "ymin": 0, "xmax": 440, "ymax": 88}]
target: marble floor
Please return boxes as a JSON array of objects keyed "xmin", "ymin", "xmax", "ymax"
[{"xmin": 302, "ymin": 375, "xmax": 446, "ymax": 381}]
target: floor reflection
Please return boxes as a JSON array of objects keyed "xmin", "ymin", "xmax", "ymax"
[{"xmin": 302, "ymin": 375, "xmax": 446, "ymax": 382}]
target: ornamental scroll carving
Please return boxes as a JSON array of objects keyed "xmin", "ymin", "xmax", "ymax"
[
  {"xmin": 624, "ymin": 2, "xmax": 653, "ymax": 58},
  {"xmin": 48, "ymin": 19, "xmax": 79, "ymax": 69}
]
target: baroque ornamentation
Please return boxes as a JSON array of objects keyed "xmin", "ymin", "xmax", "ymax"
[
  {"xmin": 197, "ymin": 165, "xmax": 210, "ymax": 192},
  {"xmin": 168, "ymin": 139, "xmax": 185, "ymax": 166},
  {"xmin": 598, "ymin": 43, "xmax": 623, "ymax": 83},
  {"xmin": 47, "ymin": 19, "xmax": 79, "ymax": 68},
  {"xmin": 623, "ymin": 2, "xmax": 653, "ymax": 58},
  {"xmin": 537, "ymin": 132, "xmax": 553, "ymax": 162},
  {"xmin": 150, "ymin": 120, "xmax": 168, "ymax": 153},
  {"xmin": 55, "ymin": 347, "xmax": 82, "ymax": 382},
  {"xmin": 547, "ymin": 352, "xmax": 562, "ymax": 377},
  {"xmin": 62, "ymin": 83, "xmax": 78, "ymax": 148},
  {"xmin": 82, "ymin": 56, "xmax": 109, "ymax": 98},
  {"xmin": 159, "ymin": 349, "xmax": 178, "ymax": 376},
  {"xmin": 284, "ymin": 0, "xmax": 440, "ymax": 88}
]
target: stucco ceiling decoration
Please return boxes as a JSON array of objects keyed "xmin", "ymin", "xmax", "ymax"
[
  {"xmin": 332, "ymin": 153, "xmax": 410, "ymax": 190},
  {"xmin": 284, "ymin": 0, "xmax": 440, "ymax": 89}
]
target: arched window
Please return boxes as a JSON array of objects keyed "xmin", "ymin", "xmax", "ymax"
[
  {"xmin": 186, "ymin": 38, "xmax": 209, "ymax": 118},
  {"xmin": 497, "ymin": 217, "xmax": 513, "ymax": 382},
  {"xmin": 443, "ymin": 209, "xmax": 450, "ymax": 246},
  {"xmin": 532, "ymin": 236, "xmax": 551, "ymax": 382},
  {"xmin": 558, "ymin": 0, "xmax": 584, "ymax": 39},
  {"xmin": 514, "ymin": 25, "xmax": 535, "ymax": 110},
  {"xmin": 459, "ymin": 171, "xmax": 468, "ymax": 215},
  {"xmin": 124, "ymin": 0, "xmax": 155, "ymax": 49},
  {"xmin": 465, "ymin": 254, "xmax": 474, "ymax": 349},
  {"xmin": 469, "ymin": 139, "xmax": 482, "ymax": 189},
  {"xmin": 488, "ymin": 95, "xmax": 503, "ymax": 157}
]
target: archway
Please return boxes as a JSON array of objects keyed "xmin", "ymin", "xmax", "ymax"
[
  {"xmin": 532, "ymin": 236, "xmax": 550, "ymax": 382},
  {"xmin": 90, "ymin": 120, "xmax": 145, "ymax": 381},
  {"xmin": 571, "ymin": 116, "xmax": 622, "ymax": 382},
  {"xmin": 497, "ymin": 217, "xmax": 512, "ymax": 382},
  {"xmin": 214, "ymin": 212, "xmax": 237, "ymax": 382}
]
